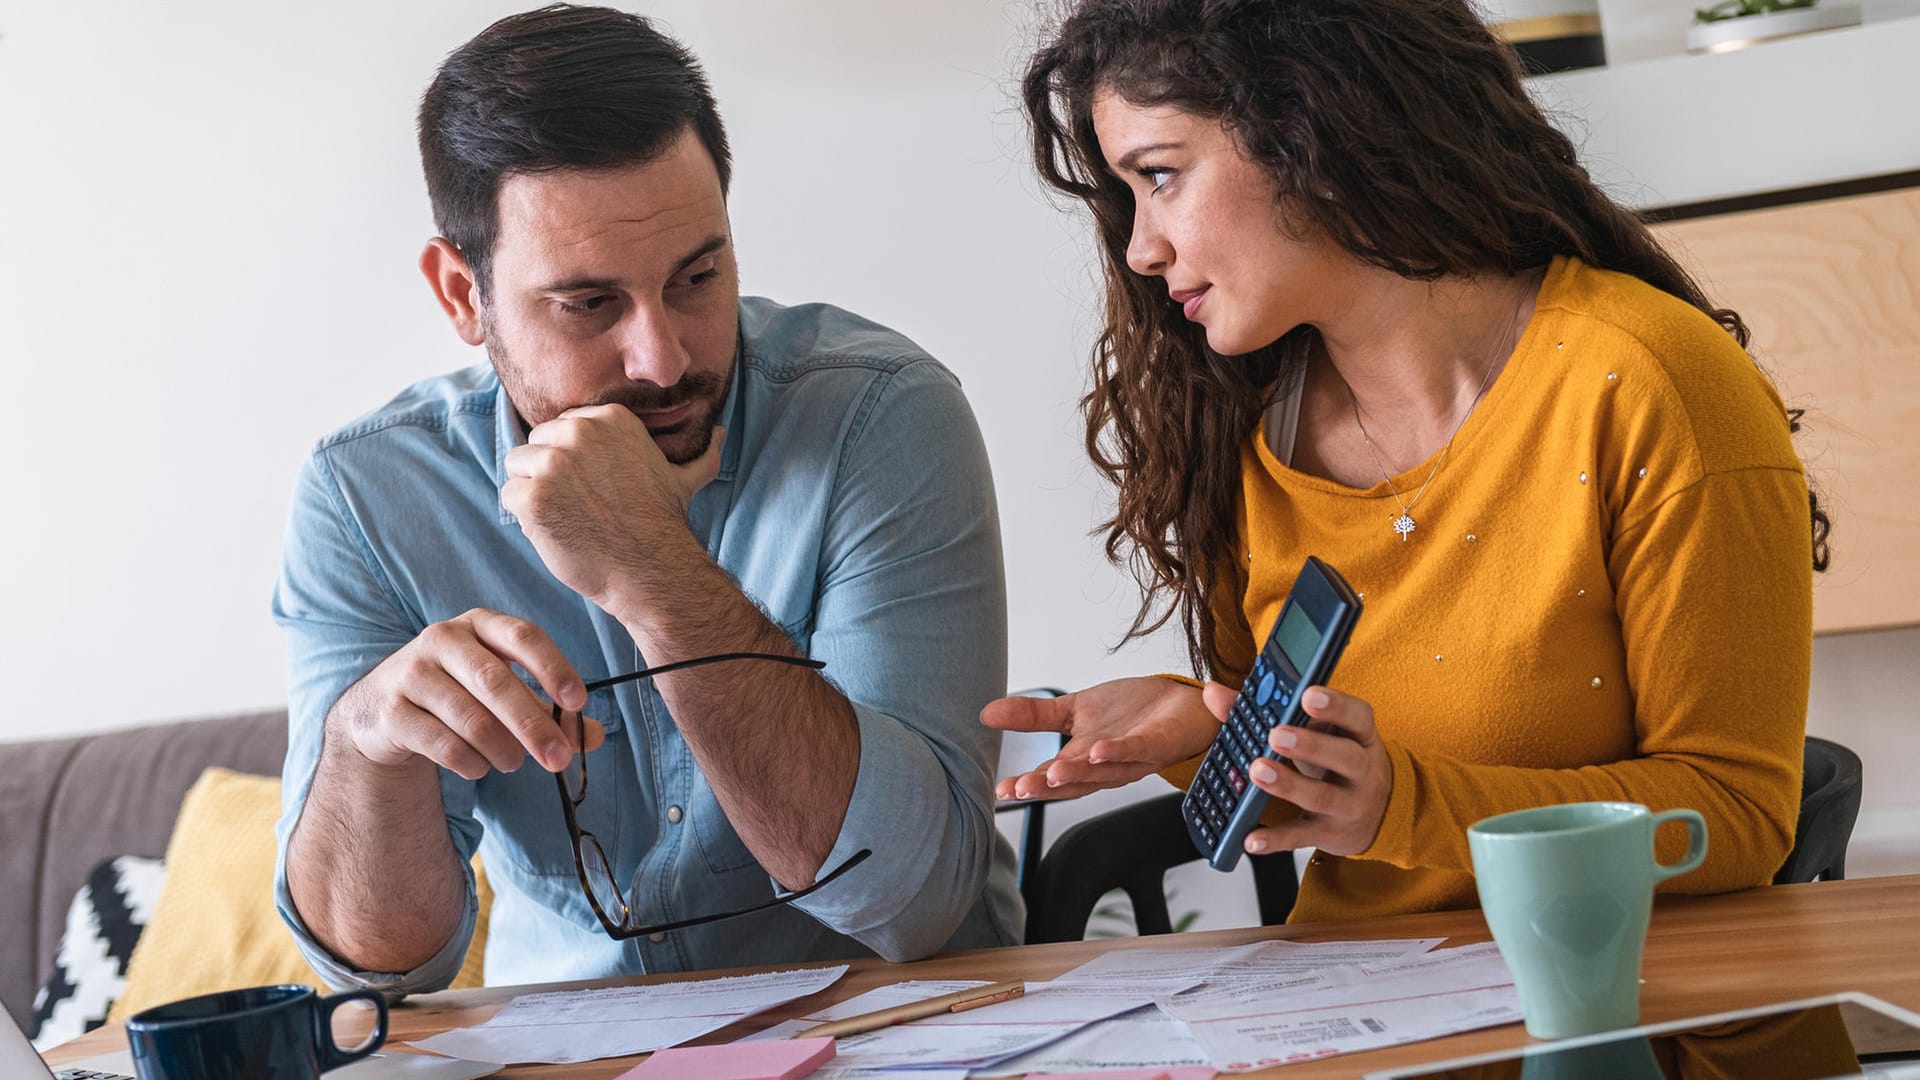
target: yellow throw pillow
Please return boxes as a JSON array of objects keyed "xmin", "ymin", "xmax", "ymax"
[{"xmin": 110, "ymin": 767, "xmax": 490, "ymax": 1020}]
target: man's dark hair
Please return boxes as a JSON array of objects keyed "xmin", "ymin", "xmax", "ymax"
[{"xmin": 418, "ymin": 3, "xmax": 732, "ymax": 295}]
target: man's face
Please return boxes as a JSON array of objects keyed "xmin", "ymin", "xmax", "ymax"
[{"xmin": 479, "ymin": 129, "xmax": 740, "ymax": 464}]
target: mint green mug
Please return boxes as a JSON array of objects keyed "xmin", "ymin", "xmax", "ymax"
[{"xmin": 1468, "ymin": 801, "xmax": 1708, "ymax": 1040}]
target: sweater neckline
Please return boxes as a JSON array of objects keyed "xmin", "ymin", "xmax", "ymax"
[{"xmin": 1251, "ymin": 254, "xmax": 1573, "ymax": 498}]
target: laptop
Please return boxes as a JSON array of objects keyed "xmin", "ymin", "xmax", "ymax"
[
  {"xmin": 1365, "ymin": 991, "xmax": 1920, "ymax": 1079},
  {"xmin": 3, "ymin": 1004, "xmax": 502, "ymax": 1080}
]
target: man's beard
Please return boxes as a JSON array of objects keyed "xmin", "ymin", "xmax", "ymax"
[{"xmin": 487, "ymin": 334, "xmax": 730, "ymax": 465}]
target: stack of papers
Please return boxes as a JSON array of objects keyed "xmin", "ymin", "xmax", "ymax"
[
  {"xmin": 406, "ymin": 936, "xmax": 1522, "ymax": 1074},
  {"xmin": 1150, "ymin": 941, "xmax": 1522, "ymax": 1071},
  {"xmin": 752, "ymin": 978, "xmax": 1169, "ymax": 1072},
  {"xmin": 982, "ymin": 938, "xmax": 1449, "ymax": 1076},
  {"xmin": 410, "ymin": 965, "xmax": 847, "ymax": 1065}
]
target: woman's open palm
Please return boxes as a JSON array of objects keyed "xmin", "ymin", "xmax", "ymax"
[{"xmin": 980, "ymin": 676, "xmax": 1221, "ymax": 801}]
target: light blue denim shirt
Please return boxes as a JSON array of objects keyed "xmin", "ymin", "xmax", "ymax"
[{"xmin": 272, "ymin": 297, "xmax": 1020, "ymax": 996}]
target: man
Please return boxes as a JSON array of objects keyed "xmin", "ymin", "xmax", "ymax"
[{"xmin": 272, "ymin": 4, "xmax": 1018, "ymax": 997}]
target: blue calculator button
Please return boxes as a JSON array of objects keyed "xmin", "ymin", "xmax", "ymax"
[{"xmin": 1255, "ymin": 671, "xmax": 1277, "ymax": 706}]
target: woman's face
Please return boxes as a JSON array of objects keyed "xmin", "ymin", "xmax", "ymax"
[{"xmin": 1091, "ymin": 89, "xmax": 1346, "ymax": 356}]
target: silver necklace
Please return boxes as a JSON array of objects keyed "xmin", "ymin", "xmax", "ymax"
[{"xmin": 1345, "ymin": 321, "xmax": 1511, "ymax": 542}]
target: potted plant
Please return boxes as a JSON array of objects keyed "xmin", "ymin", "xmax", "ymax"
[{"xmin": 1688, "ymin": 0, "xmax": 1862, "ymax": 54}]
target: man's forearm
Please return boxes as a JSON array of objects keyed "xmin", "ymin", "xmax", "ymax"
[
  {"xmin": 602, "ymin": 537, "xmax": 860, "ymax": 889},
  {"xmin": 285, "ymin": 720, "xmax": 468, "ymax": 975}
]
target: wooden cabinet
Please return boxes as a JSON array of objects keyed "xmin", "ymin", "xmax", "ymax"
[{"xmin": 1652, "ymin": 185, "xmax": 1920, "ymax": 633}]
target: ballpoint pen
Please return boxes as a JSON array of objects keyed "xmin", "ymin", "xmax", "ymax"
[{"xmin": 790, "ymin": 980, "xmax": 1027, "ymax": 1039}]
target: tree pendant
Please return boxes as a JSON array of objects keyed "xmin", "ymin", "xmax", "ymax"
[{"xmin": 1392, "ymin": 513, "xmax": 1416, "ymax": 541}]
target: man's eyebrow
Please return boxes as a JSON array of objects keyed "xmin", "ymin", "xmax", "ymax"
[
  {"xmin": 536, "ymin": 234, "xmax": 731, "ymax": 293},
  {"xmin": 669, "ymin": 234, "xmax": 730, "ymax": 278},
  {"xmin": 1111, "ymin": 142, "xmax": 1185, "ymax": 175}
]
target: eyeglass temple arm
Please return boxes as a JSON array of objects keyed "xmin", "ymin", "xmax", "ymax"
[
  {"xmin": 582, "ymin": 651, "xmax": 825, "ymax": 693},
  {"xmin": 608, "ymin": 847, "xmax": 873, "ymax": 939}
]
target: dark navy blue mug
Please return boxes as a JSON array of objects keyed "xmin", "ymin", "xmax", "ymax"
[{"xmin": 126, "ymin": 984, "xmax": 388, "ymax": 1080}]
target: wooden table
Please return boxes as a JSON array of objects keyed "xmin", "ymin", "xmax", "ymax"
[{"xmin": 50, "ymin": 875, "xmax": 1920, "ymax": 1078}]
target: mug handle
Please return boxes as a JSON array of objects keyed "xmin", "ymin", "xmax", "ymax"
[
  {"xmin": 314, "ymin": 988, "xmax": 389, "ymax": 1071},
  {"xmin": 1649, "ymin": 808, "xmax": 1709, "ymax": 880}
]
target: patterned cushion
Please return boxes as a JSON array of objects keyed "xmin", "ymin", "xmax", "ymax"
[{"xmin": 29, "ymin": 855, "xmax": 164, "ymax": 1050}]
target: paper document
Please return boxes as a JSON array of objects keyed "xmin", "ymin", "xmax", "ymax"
[
  {"xmin": 747, "ymin": 979, "xmax": 991, "ymax": 1035},
  {"xmin": 983, "ymin": 938, "xmax": 1442, "ymax": 1076},
  {"xmin": 752, "ymin": 978, "xmax": 1166, "ymax": 1070},
  {"xmin": 410, "ymin": 964, "xmax": 847, "ymax": 1064},
  {"xmin": 744, "ymin": 979, "xmax": 995, "ymax": 1078},
  {"xmin": 1059, "ymin": 937, "xmax": 1443, "ymax": 987},
  {"xmin": 978, "ymin": 1003, "xmax": 1212, "ymax": 1076},
  {"xmin": 1158, "ymin": 941, "xmax": 1522, "ymax": 1072}
]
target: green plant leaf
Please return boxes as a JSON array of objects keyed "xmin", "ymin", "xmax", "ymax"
[{"xmin": 1697, "ymin": 0, "xmax": 1822, "ymax": 20}]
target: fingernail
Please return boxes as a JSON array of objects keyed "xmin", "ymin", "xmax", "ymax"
[
  {"xmin": 1271, "ymin": 727, "xmax": 1297, "ymax": 750},
  {"xmin": 1250, "ymin": 760, "xmax": 1277, "ymax": 783},
  {"xmin": 1247, "ymin": 836, "xmax": 1269, "ymax": 853},
  {"xmin": 1304, "ymin": 688, "xmax": 1330, "ymax": 710}
]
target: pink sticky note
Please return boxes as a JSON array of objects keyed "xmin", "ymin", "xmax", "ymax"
[
  {"xmin": 1025, "ymin": 1070, "xmax": 1217, "ymax": 1080},
  {"xmin": 1029, "ymin": 1060, "xmax": 1205, "ymax": 1068},
  {"xmin": 613, "ymin": 1036, "xmax": 835, "ymax": 1080}
]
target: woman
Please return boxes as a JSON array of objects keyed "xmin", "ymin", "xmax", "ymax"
[{"xmin": 984, "ymin": 0, "xmax": 1830, "ymax": 922}]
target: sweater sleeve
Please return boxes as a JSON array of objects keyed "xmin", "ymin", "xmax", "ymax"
[{"xmin": 1359, "ymin": 464, "xmax": 1810, "ymax": 892}]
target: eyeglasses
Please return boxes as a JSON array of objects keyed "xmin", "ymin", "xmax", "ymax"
[{"xmin": 552, "ymin": 650, "xmax": 872, "ymax": 940}]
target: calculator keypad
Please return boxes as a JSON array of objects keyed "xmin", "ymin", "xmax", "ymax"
[{"xmin": 1183, "ymin": 653, "xmax": 1297, "ymax": 853}]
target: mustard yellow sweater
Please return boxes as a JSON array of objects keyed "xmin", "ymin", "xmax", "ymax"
[{"xmin": 1165, "ymin": 256, "xmax": 1813, "ymax": 923}]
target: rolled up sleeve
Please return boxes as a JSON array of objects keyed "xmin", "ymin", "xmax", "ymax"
[
  {"xmin": 270, "ymin": 449, "xmax": 483, "ymax": 997},
  {"xmin": 787, "ymin": 359, "xmax": 1015, "ymax": 959}
]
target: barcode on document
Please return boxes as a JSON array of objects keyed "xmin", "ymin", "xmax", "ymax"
[{"xmin": 1360, "ymin": 1017, "xmax": 1386, "ymax": 1034}]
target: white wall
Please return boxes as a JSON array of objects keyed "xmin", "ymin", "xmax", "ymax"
[
  {"xmin": 1, "ymin": 0, "xmax": 1913, "ymax": 928},
  {"xmin": 0, "ymin": 0, "xmax": 1191, "ymax": 744}
]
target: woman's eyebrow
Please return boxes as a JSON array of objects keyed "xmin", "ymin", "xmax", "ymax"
[{"xmin": 1112, "ymin": 142, "xmax": 1186, "ymax": 174}]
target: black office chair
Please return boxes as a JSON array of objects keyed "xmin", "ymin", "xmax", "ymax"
[
  {"xmin": 1773, "ymin": 735, "xmax": 1864, "ymax": 884},
  {"xmin": 1023, "ymin": 790, "xmax": 1299, "ymax": 944},
  {"xmin": 993, "ymin": 688, "xmax": 1068, "ymax": 909}
]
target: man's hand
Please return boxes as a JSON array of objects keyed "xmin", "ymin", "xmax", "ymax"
[
  {"xmin": 981, "ymin": 676, "xmax": 1221, "ymax": 801},
  {"xmin": 331, "ymin": 608, "xmax": 604, "ymax": 781},
  {"xmin": 501, "ymin": 404, "xmax": 726, "ymax": 608}
]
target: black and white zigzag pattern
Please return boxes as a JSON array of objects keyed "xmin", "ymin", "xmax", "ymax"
[{"xmin": 29, "ymin": 855, "xmax": 164, "ymax": 1051}]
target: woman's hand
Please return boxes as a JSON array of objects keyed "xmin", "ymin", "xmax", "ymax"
[
  {"xmin": 980, "ymin": 676, "xmax": 1221, "ymax": 801},
  {"xmin": 1207, "ymin": 682, "xmax": 1394, "ymax": 857}
]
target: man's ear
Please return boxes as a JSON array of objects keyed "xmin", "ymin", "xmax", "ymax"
[{"xmin": 421, "ymin": 237, "xmax": 486, "ymax": 346}]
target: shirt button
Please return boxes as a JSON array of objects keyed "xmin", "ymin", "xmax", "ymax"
[
  {"xmin": 667, "ymin": 806, "xmax": 683, "ymax": 824},
  {"xmin": 648, "ymin": 932, "xmax": 666, "ymax": 943}
]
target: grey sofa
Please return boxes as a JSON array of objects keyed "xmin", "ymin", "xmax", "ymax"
[{"xmin": 0, "ymin": 709, "xmax": 288, "ymax": 1032}]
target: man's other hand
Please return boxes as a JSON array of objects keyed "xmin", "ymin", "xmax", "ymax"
[{"xmin": 332, "ymin": 609, "xmax": 605, "ymax": 781}]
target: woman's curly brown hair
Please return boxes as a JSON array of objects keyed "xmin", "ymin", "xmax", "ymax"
[{"xmin": 1022, "ymin": 0, "xmax": 1831, "ymax": 678}]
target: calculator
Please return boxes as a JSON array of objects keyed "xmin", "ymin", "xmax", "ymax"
[{"xmin": 1182, "ymin": 555, "xmax": 1363, "ymax": 871}]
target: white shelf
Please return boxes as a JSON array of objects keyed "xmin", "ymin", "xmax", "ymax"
[{"xmin": 1527, "ymin": 14, "xmax": 1920, "ymax": 210}]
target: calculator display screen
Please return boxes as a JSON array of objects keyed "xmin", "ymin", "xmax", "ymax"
[{"xmin": 1275, "ymin": 602, "xmax": 1323, "ymax": 673}]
